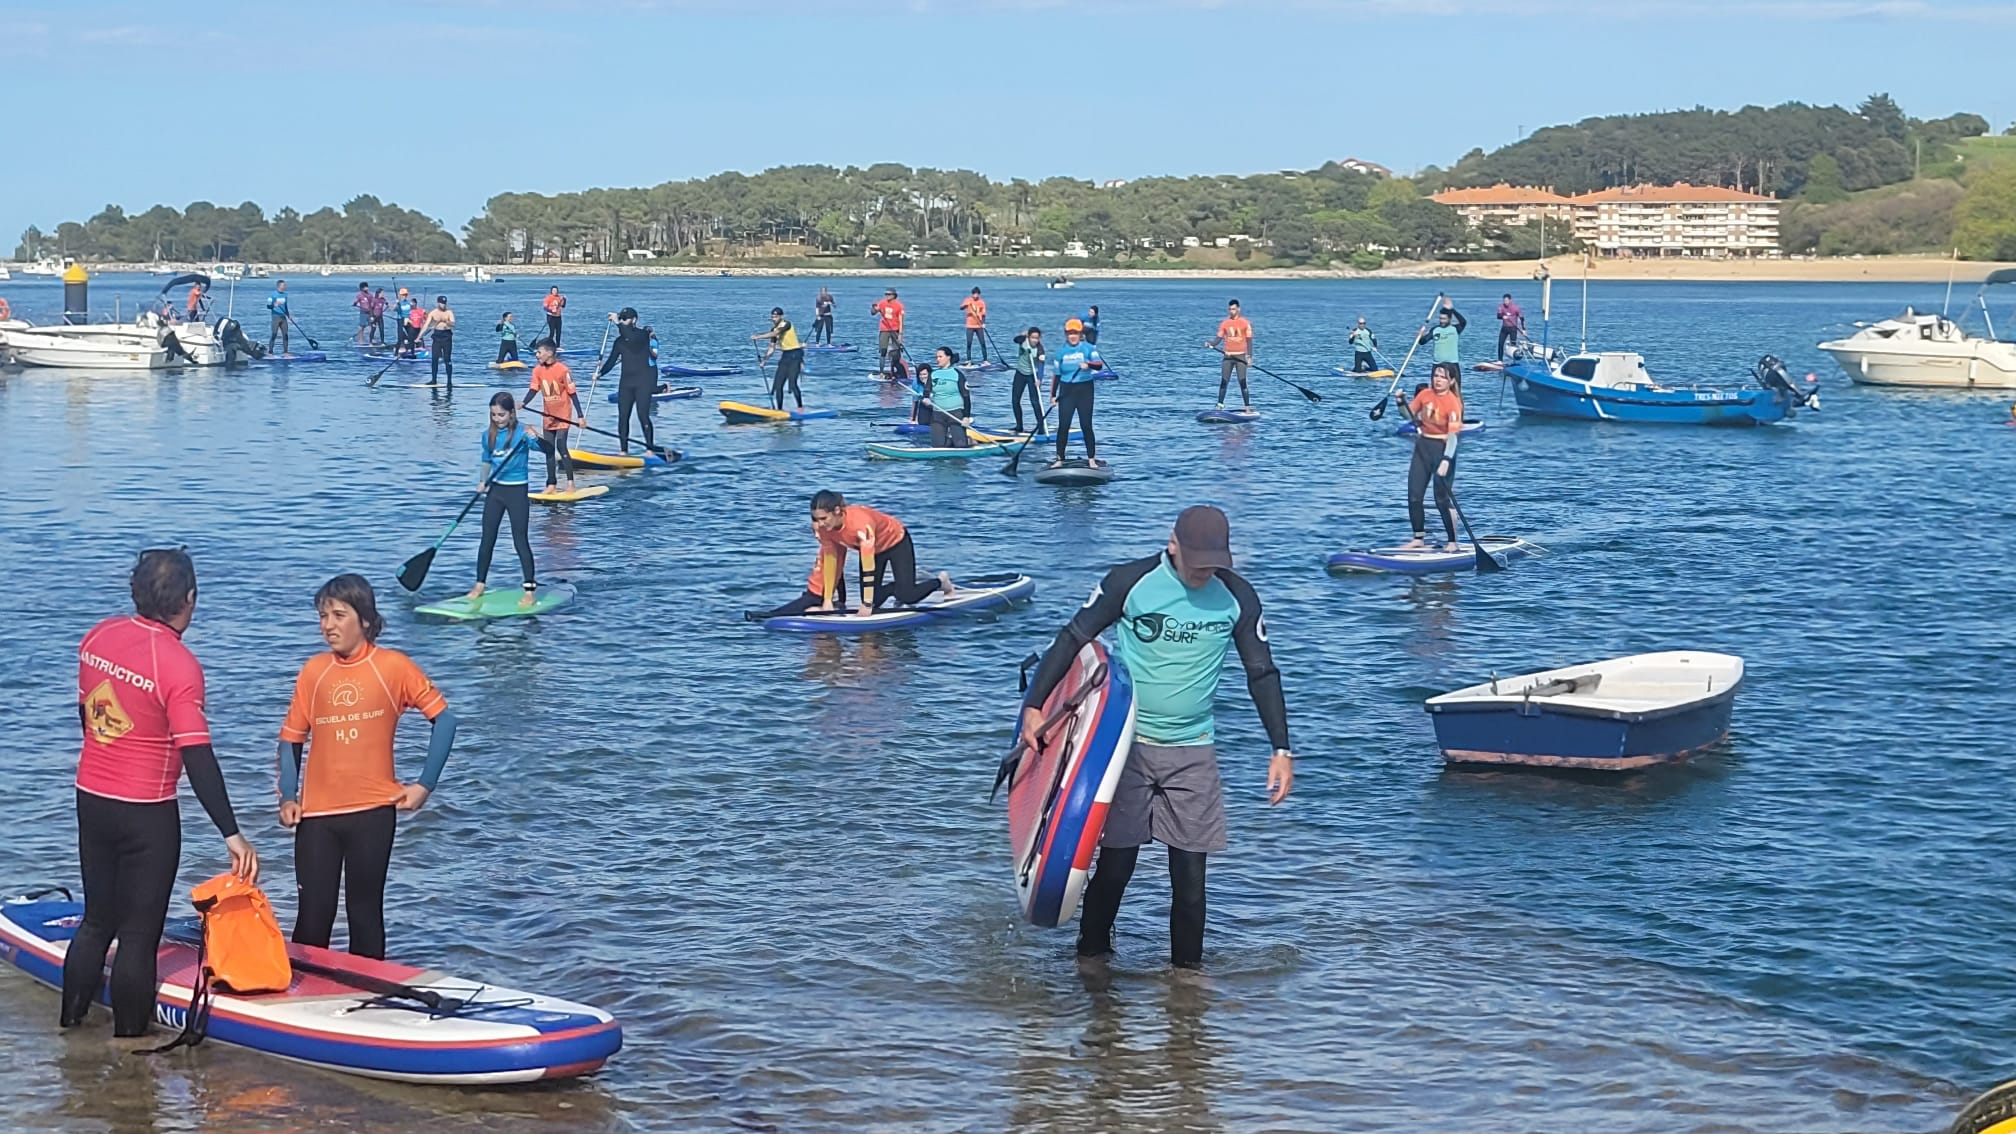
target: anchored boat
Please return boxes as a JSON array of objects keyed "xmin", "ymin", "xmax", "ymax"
[
  {"xmin": 1816, "ymin": 272, "xmax": 2016, "ymax": 389},
  {"xmin": 1503, "ymin": 351, "xmax": 1816, "ymax": 425}
]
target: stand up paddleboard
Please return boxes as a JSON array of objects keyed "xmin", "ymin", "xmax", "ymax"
[
  {"xmin": 261, "ymin": 352, "xmax": 327, "ymax": 363},
  {"xmin": 661, "ymin": 364, "xmax": 742, "ymax": 378},
  {"xmin": 1197, "ymin": 407, "xmax": 1261, "ymax": 424},
  {"xmin": 999, "ymin": 641, "xmax": 1138, "ymax": 928},
  {"xmin": 0, "ymin": 894, "xmax": 621, "ymax": 1085},
  {"xmin": 1334, "ymin": 366, "xmax": 1396, "ymax": 379},
  {"xmin": 804, "ymin": 343, "xmax": 857, "ymax": 354},
  {"xmin": 956, "ymin": 360, "xmax": 1009, "ymax": 374},
  {"xmin": 1034, "ymin": 459, "xmax": 1114, "ymax": 486},
  {"xmin": 488, "ymin": 360, "xmax": 529, "ymax": 373},
  {"xmin": 1325, "ymin": 536, "xmax": 1538, "ymax": 575},
  {"xmin": 760, "ymin": 573, "xmax": 1035, "ymax": 633},
  {"xmin": 415, "ymin": 582, "xmax": 577, "ymax": 623},
  {"xmin": 530, "ymin": 484, "xmax": 609, "ymax": 503},
  {"xmin": 718, "ymin": 401, "xmax": 836, "ymax": 424},
  {"xmin": 607, "ymin": 386, "xmax": 702, "ymax": 403},
  {"xmin": 568, "ymin": 449, "xmax": 675, "ymax": 470},
  {"xmin": 865, "ymin": 442, "xmax": 1009, "ymax": 460}
]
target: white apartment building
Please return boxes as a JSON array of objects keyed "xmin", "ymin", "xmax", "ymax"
[{"xmin": 1567, "ymin": 183, "xmax": 1780, "ymax": 259}]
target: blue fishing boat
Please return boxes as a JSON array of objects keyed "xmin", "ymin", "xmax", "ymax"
[
  {"xmin": 1503, "ymin": 351, "xmax": 1816, "ymax": 426},
  {"xmin": 1425, "ymin": 651, "xmax": 1742, "ymax": 771}
]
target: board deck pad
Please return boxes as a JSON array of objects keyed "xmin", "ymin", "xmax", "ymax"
[
  {"xmin": 530, "ymin": 484, "xmax": 609, "ymax": 503},
  {"xmin": 415, "ymin": 581, "xmax": 577, "ymax": 622},
  {"xmin": 762, "ymin": 573, "xmax": 1034, "ymax": 632},
  {"xmin": 1034, "ymin": 459, "xmax": 1115, "ymax": 486}
]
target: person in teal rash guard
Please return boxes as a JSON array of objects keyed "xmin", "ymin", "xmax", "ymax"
[
  {"xmin": 1348, "ymin": 317, "xmax": 1379, "ymax": 373},
  {"xmin": 1047, "ymin": 318, "xmax": 1105, "ymax": 467},
  {"xmin": 1019, "ymin": 505, "xmax": 1296, "ymax": 972},
  {"xmin": 265, "ymin": 280, "xmax": 291, "ymax": 355},
  {"xmin": 1416, "ymin": 303, "xmax": 1466, "ymax": 377}
]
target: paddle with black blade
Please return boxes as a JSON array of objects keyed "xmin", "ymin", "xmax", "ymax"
[
  {"xmin": 365, "ymin": 358, "xmax": 399, "ymax": 387},
  {"xmin": 397, "ymin": 492, "xmax": 484, "ymax": 592},
  {"xmin": 1212, "ymin": 345, "xmax": 1321, "ymax": 403},
  {"xmin": 524, "ymin": 396, "xmax": 683, "ymax": 464},
  {"xmin": 1370, "ymin": 293, "xmax": 1447, "ymax": 421},
  {"xmin": 999, "ymin": 382, "xmax": 1056, "ymax": 477},
  {"xmin": 286, "ymin": 313, "xmax": 320, "ymax": 351},
  {"xmin": 1443, "ymin": 480, "xmax": 1506, "ymax": 574}
]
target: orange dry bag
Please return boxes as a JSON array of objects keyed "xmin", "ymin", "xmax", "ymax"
[{"xmin": 148, "ymin": 874, "xmax": 292, "ymax": 1054}]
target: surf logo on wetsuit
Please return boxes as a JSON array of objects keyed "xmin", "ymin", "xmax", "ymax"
[
  {"xmin": 1129, "ymin": 612, "xmax": 1233, "ymax": 645},
  {"xmin": 82, "ymin": 680, "xmax": 135, "ymax": 745}
]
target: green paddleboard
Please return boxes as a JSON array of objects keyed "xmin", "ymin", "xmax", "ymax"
[{"xmin": 415, "ymin": 582, "xmax": 577, "ymax": 623}]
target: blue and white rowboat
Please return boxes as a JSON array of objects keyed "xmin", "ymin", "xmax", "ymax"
[{"xmin": 1505, "ymin": 352, "xmax": 1815, "ymax": 426}]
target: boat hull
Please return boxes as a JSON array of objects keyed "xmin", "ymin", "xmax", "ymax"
[
  {"xmin": 1506, "ymin": 362, "xmax": 1795, "ymax": 425},
  {"xmin": 1817, "ymin": 344, "xmax": 2016, "ymax": 389}
]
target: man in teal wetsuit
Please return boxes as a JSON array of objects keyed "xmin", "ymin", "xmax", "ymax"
[
  {"xmin": 1416, "ymin": 303, "xmax": 1466, "ymax": 377},
  {"xmin": 1020, "ymin": 505, "xmax": 1296, "ymax": 971}
]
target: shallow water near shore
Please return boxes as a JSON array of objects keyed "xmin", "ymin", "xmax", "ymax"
[{"xmin": 1, "ymin": 272, "xmax": 2012, "ymax": 1132}]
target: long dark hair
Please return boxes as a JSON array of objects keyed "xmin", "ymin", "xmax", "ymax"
[
  {"xmin": 486, "ymin": 391, "xmax": 518, "ymax": 450},
  {"xmin": 314, "ymin": 573, "xmax": 385, "ymax": 643}
]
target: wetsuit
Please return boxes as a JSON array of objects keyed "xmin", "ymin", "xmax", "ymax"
[
  {"xmin": 1216, "ymin": 315, "xmax": 1254, "ymax": 406},
  {"xmin": 1405, "ymin": 387, "xmax": 1464, "ymax": 543},
  {"xmin": 279, "ymin": 645, "xmax": 453, "ymax": 960},
  {"xmin": 67, "ymin": 616, "xmax": 243, "ymax": 1035},
  {"xmin": 543, "ymin": 293, "xmax": 565, "ymax": 347},
  {"xmin": 1419, "ymin": 309, "xmax": 1467, "ymax": 376},
  {"xmin": 597, "ymin": 323, "xmax": 660, "ymax": 453},
  {"xmin": 1051, "ymin": 338, "xmax": 1103, "ymax": 463},
  {"xmin": 1022, "ymin": 552, "xmax": 1290, "ymax": 967},
  {"xmin": 767, "ymin": 319, "xmax": 806, "ymax": 411},
  {"xmin": 1011, "ymin": 337, "xmax": 1047, "ymax": 433},
  {"xmin": 528, "ymin": 359, "xmax": 580, "ymax": 488},
  {"xmin": 266, "ymin": 290, "xmax": 290, "ymax": 354},
  {"xmin": 1495, "ymin": 300, "xmax": 1524, "ymax": 360},
  {"xmin": 1348, "ymin": 326, "xmax": 1378, "ymax": 372},
  {"xmin": 813, "ymin": 294, "xmax": 835, "ymax": 344},
  {"xmin": 963, "ymin": 296, "xmax": 988, "ymax": 359},
  {"xmin": 475, "ymin": 424, "xmax": 535, "ymax": 589},
  {"xmin": 811, "ymin": 504, "xmax": 939, "ymax": 611},
  {"xmin": 1083, "ymin": 309, "xmax": 1100, "ymax": 345},
  {"xmin": 495, "ymin": 320, "xmax": 519, "ymax": 364},
  {"xmin": 427, "ymin": 312, "xmax": 455, "ymax": 387}
]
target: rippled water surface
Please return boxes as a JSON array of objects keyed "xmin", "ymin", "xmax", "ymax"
[{"xmin": 2, "ymin": 272, "xmax": 2012, "ymax": 1133}]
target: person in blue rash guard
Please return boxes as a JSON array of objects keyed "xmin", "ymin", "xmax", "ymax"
[
  {"xmin": 265, "ymin": 279, "xmax": 291, "ymax": 355},
  {"xmin": 1019, "ymin": 505, "xmax": 1295, "ymax": 971},
  {"xmin": 465, "ymin": 392, "xmax": 538, "ymax": 607},
  {"xmin": 1047, "ymin": 318, "xmax": 1105, "ymax": 467}
]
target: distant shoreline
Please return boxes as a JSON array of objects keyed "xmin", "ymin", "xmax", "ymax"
[{"xmin": 40, "ymin": 253, "xmax": 2014, "ymax": 286}]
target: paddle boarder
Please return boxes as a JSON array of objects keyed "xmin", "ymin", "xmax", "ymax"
[
  {"xmin": 1010, "ymin": 326, "xmax": 1047, "ymax": 435},
  {"xmin": 748, "ymin": 492, "xmax": 953, "ymax": 620},
  {"xmin": 420, "ymin": 295, "xmax": 456, "ymax": 388},
  {"xmin": 1208, "ymin": 299, "xmax": 1255, "ymax": 410},
  {"xmin": 370, "ymin": 288, "xmax": 388, "ymax": 345},
  {"xmin": 1417, "ymin": 303, "xmax": 1467, "ymax": 375},
  {"xmin": 1083, "ymin": 305, "xmax": 1100, "ymax": 345},
  {"xmin": 1402, "ymin": 362, "xmax": 1466, "ymax": 552},
  {"xmin": 1019, "ymin": 505, "xmax": 1294, "ymax": 972},
  {"xmin": 1348, "ymin": 317, "xmax": 1378, "ymax": 373},
  {"xmin": 962, "ymin": 288, "xmax": 989, "ymax": 361},
  {"xmin": 752, "ymin": 307, "xmax": 807, "ymax": 412},
  {"xmin": 265, "ymin": 279, "xmax": 290, "ymax": 355},
  {"xmin": 393, "ymin": 288, "xmax": 415, "ymax": 354},
  {"xmin": 1049, "ymin": 318, "xmax": 1105, "ymax": 468},
  {"xmin": 1494, "ymin": 293, "xmax": 1525, "ymax": 360},
  {"xmin": 352, "ymin": 282, "xmax": 373, "ymax": 346},
  {"xmin": 543, "ymin": 287, "xmax": 566, "ymax": 347},
  {"xmin": 872, "ymin": 288, "xmax": 906, "ymax": 372},
  {"xmin": 278, "ymin": 574, "xmax": 458, "ymax": 960},
  {"xmin": 495, "ymin": 311, "xmax": 520, "ymax": 365},
  {"xmin": 813, "ymin": 287, "xmax": 836, "ymax": 345},
  {"xmin": 524, "ymin": 339, "xmax": 583, "ymax": 495},
  {"xmin": 935, "ymin": 345, "xmax": 972, "ymax": 420},
  {"xmin": 402, "ymin": 296, "xmax": 428, "ymax": 360},
  {"xmin": 467, "ymin": 393, "xmax": 539, "ymax": 607},
  {"xmin": 65, "ymin": 547, "xmax": 260, "ymax": 1037},
  {"xmin": 597, "ymin": 307, "xmax": 663, "ymax": 455}
]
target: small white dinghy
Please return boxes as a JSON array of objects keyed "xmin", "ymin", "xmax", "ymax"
[{"xmin": 1425, "ymin": 650, "xmax": 1743, "ymax": 771}]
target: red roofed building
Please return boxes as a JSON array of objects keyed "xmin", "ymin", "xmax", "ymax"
[
  {"xmin": 1568, "ymin": 182, "xmax": 1779, "ymax": 259},
  {"xmin": 1431, "ymin": 183, "xmax": 1576, "ymax": 229}
]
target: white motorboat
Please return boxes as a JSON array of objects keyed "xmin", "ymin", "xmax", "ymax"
[
  {"xmin": 208, "ymin": 262, "xmax": 246, "ymax": 281},
  {"xmin": 463, "ymin": 266, "xmax": 495, "ymax": 283},
  {"xmin": 0, "ymin": 313, "xmax": 229, "ymax": 369},
  {"xmin": 1817, "ymin": 270, "xmax": 2016, "ymax": 390},
  {"xmin": 0, "ymin": 265, "xmax": 10, "ymax": 281},
  {"xmin": 18, "ymin": 257, "xmax": 66, "ymax": 277},
  {"xmin": 1046, "ymin": 278, "xmax": 1075, "ymax": 289}
]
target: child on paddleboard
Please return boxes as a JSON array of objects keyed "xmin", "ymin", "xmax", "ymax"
[
  {"xmin": 1403, "ymin": 363, "xmax": 1465, "ymax": 552},
  {"xmin": 278, "ymin": 574, "xmax": 457, "ymax": 960},
  {"xmin": 524, "ymin": 340, "xmax": 583, "ymax": 495},
  {"xmin": 468, "ymin": 392, "xmax": 538, "ymax": 606},
  {"xmin": 495, "ymin": 312, "xmax": 519, "ymax": 365}
]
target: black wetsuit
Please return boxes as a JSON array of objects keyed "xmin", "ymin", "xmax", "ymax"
[{"xmin": 597, "ymin": 323, "xmax": 659, "ymax": 453}]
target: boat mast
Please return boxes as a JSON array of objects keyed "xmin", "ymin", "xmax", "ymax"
[
  {"xmin": 1580, "ymin": 250, "xmax": 1590, "ymax": 352},
  {"xmin": 1942, "ymin": 247, "xmax": 1958, "ymax": 316}
]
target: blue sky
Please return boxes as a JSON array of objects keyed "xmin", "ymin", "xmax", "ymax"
[{"xmin": 7, "ymin": 0, "xmax": 2013, "ymax": 246}]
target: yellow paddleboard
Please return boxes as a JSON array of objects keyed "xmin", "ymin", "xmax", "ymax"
[
  {"xmin": 489, "ymin": 360, "xmax": 529, "ymax": 372},
  {"xmin": 719, "ymin": 400, "xmax": 789, "ymax": 424},
  {"xmin": 530, "ymin": 484, "xmax": 610, "ymax": 503},
  {"xmin": 568, "ymin": 448, "xmax": 646, "ymax": 470}
]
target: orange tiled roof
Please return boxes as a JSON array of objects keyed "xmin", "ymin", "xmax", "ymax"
[
  {"xmin": 1431, "ymin": 183, "xmax": 1573, "ymax": 206},
  {"xmin": 1568, "ymin": 182, "xmax": 1774, "ymax": 204}
]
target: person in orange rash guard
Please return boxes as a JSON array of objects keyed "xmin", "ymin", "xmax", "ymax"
[
  {"xmin": 744, "ymin": 490, "xmax": 954, "ymax": 620},
  {"xmin": 961, "ymin": 288, "xmax": 988, "ymax": 360}
]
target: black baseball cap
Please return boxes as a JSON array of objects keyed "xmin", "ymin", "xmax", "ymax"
[
  {"xmin": 618, "ymin": 306, "xmax": 638, "ymax": 321},
  {"xmin": 1174, "ymin": 506, "xmax": 1233, "ymax": 569}
]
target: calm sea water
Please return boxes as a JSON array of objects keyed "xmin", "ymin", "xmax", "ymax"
[{"xmin": 1, "ymin": 271, "xmax": 2011, "ymax": 1133}]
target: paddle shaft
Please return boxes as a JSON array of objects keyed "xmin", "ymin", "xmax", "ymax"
[
  {"xmin": 1000, "ymin": 391, "xmax": 1055, "ymax": 477},
  {"xmin": 1212, "ymin": 345, "xmax": 1320, "ymax": 403},
  {"xmin": 285, "ymin": 312, "xmax": 319, "ymax": 350},
  {"xmin": 523, "ymin": 395, "xmax": 679, "ymax": 459},
  {"xmin": 1371, "ymin": 293, "xmax": 1446, "ymax": 421},
  {"xmin": 1439, "ymin": 476, "xmax": 1504, "ymax": 573}
]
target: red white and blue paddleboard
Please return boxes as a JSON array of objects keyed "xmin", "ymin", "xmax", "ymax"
[
  {"xmin": 0, "ymin": 895, "xmax": 621, "ymax": 1085},
  {"xmin": 1004, "ymin": 642, "xmax": 1137, "ymax": 928}
]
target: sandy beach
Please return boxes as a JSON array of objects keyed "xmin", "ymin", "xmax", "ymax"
[{"xmin": 58, "ymin": 252, "xmax": 2016, "ymax": 285}]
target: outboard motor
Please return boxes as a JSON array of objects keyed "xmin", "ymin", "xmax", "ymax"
[
  {"xmin": 214, "ymin": 316, "xmax": 265, "ymax": 365},
  {"xmin": 1754, "ymin": 354, "xmax": 1818, "ymax": 411}
]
